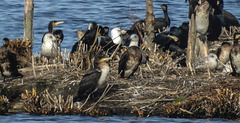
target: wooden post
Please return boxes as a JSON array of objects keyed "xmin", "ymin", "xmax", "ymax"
[
  {"xmin": 186, "ymin": 13, "xmax": 196, "ymax": 74},
  {"xmin": 23, "ymin": 0, "xmax": 34, "ymax": 42},
  {"xmin": 145, "ymin": 0, "xmax": 155, "ymax": 51}
]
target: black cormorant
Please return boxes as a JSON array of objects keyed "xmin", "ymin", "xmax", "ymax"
[
  {"xmin": 118, "ymin": 34, "xmax": 142, "ymax": 78},
  {"xmin": 230, "ymin": 33, "xmax": 240, "ymax": 77},
  {"xmin": 100, "ymin": 27, "xmax": 120, "ymax": 55},
  {"xmin": 0, "ymin": 38, "xmax": 23, "ymax": 82},
  {"xmin": 71, "ymin": 22, "xmax": 103, "ymax": 53},
  {"xmin": 216, "ymin": 42, "xmax": 232, "ymax": 69},
  {"xmin": 41, "ymin": 32, "xmax": 59, "ymax": 59},
  {"xmin": 153, "ymin": 4, "xmax": 170, "ymax": 32},
  {"xmin": 73, "ymin": 55, "xmax": 111, "ymax": 102}
]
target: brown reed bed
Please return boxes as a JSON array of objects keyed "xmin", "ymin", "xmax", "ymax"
[{"xmin": 1, "ymin": 26, "xmax": 240, "ymax": 118}]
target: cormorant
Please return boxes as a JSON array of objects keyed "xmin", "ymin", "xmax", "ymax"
[
  {"xmin": 73, "ymin": 55, "xmax": 111, "ymax": 102},
  {"xmin": 192, "ymin": 53, "xmax": 218, "ymax": 70},
  {"xmin": 48, "ymin": 20, "xmax": 64, "ymax": 45},
  {"xmin": 153, "ymin": 33, "xmax": 179, "ymax": 52},
  {"xmin": 0, "ymin": 38, "xmax": 23, "ymax": 82},
  {"xmin": 100, "ymin": 27, "xmax": 119, "ymax": 55},
  {"xmin": 195, "ymin": 0, "xmax": 210, "ymax": 42},
  {"xmin": 153, "ymin": 4, "xmax": 170, "ymax": 32},
  {"xmin": 230, "ymin": 33, "xmax": 240, "ymax": 77},
  {"xmin": 118, "ymin": 34, "xmax": 142, "ymax": 78},
  {"xmin": 41, "ymin": 32, "xmax": 59, "ymax": 59},
  {"xmin": 71, "ymin": 22, "xmax": 103, "ymax": 53},
  {"xmin": 216, "ymin": 42, "xmax": 232, "ymax": 69}
]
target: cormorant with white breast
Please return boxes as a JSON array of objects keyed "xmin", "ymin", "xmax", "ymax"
[
  {"xmin": 73, "ymin": 55, "xmax": 111, "ymax": 102},
  {"xmin": 41, "ymin": 21, "xmax": 64, "ymax": 59},
  {"xmin": 230, "ymin": 33, "xmax": 240, "ymax": 77},
  {"xmin": 118, "ymin": 34, "xmax": 142, "ymax": 78},
  {"xmin": 0, "ymin": 38, "xmax": 23, "ymax": 82}
]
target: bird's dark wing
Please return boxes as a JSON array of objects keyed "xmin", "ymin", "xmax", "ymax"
[
  {"xmin": 77, "ymin": 68, "xmax": 102, "ymax": 98},
  {"xmin": 118, "ymin": 50, "xmax": 129, "ymax": 76}
]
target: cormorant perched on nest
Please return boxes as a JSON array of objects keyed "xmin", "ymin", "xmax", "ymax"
[
  {"xmin": 216, "ymin": 42, "xmax": 232, "ymax": 69},
  {"xmin": 48, "ymin": 20, "xmax": 64, "ymax": 44},
  {"xmin": 73, "ymin": 55, "xmax": 111, "ymax": 102},
  {"xmin": 153, "ymin": 4, "xmax": 170, "ymax": 32},
  {"xmin": 100, "ymin": 27, "xmax": 119, "ymax": 55},
  {"xmin": 230, "ymin": 33, "xmax": 240, "ymax": 77},
  {"xmin": 71, "ymin": 22, "xmax": 103, "ymax": 53},
  {"xmin": 195, "ymin": 0, "xmax": 210, "ymax": 42},
  {"xmin": 118, "ymin": 34, "xmax": 142, "ymax": 78},
  {"xmin": 0, "ymin": 38, "xmax": 23, "ymax": 82},
  {"xmin": 215, "ymin": 0, "xmax": 240, "ymax": 30},
  {"xmin": 41, "ymin": 32, "xmax": 59, "ymax": 59}
]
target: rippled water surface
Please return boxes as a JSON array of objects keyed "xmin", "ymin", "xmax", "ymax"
[
  {"xmin": 1, "ymin": 0, "xmax": 239, "ymax": 54},
  {"xmin": 0, "ymin": 0, "xmax": 240, "ymax": 122},
  {"xmin": 0, "ymin": 113, "xmax": 239, "ymax": 123}
]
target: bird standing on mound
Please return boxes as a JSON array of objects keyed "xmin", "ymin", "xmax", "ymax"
[
  {"xmin": 73, "ymin": 55, "xmax": 111, "ymax": 102},
  {"xmin": 0, "ymin": 38, "xmax": 23, "ymax": 82},
  {"xmin": 118, "ymin": 34, "xmax": 142, "ymax": 78},
  {"xmin": 41, "ymin": 21, "xmax": 64, "ymax": 59},
  {"xmin": 153, "ymin": 4, "xmax": 170, "ymax": 32},
  {"xmin": 230, "ymin": 33, "xmax": 240, "ymax": 77},
  {"xmin": 216, "ymin": 42, "xmax": 232, "ymax": 70},
  {"xmin": 41, "ymin": 33, "xmax": 58, "ymax": 59},
  {"xmin": 71, "ymin": 22, "xmax": 103, "ymax": 53},
  {"xmin": 192, "ymin": 53, "xmax": 218, "ymax": 70},
  {"xmin": 48, "ymin": 20, "xmax": 64, "ymax": 45}
]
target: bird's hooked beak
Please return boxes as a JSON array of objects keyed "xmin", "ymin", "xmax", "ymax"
[
  {"xmin": 168, "ymin": 35, "xmax": 179, "ymax": 42},
  {"xmin": 100, "ymin": 57, "xmax": 111, "ymax": 62},
  {"xmin": 235, "ymin": 34, "xmax": 240, "ymax": 40},
  {"xmin": 54, "ymin": 21, "xmax": 64, "ymax": 26},
  {"xmin": 161, "ymin": 5, "xmax": 167, "ymax": 11}
]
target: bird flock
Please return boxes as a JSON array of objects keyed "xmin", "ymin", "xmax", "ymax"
[{"xmin": 0, "ymin": 0, "xmax": 240, "ymax": 101}]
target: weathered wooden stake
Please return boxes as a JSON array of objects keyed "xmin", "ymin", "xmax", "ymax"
[
  {"xmin": 186, "ymin": 14, "xmax": 196, "ymax": 74},
  {"xmin": 145, "ymin": 0, "xmax": 155, "ymax": 51},
  {"xmin": 23, "ymin": 0, "xmax": 34, "ymax": 42}
]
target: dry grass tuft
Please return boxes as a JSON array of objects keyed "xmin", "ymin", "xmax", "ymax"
[
  {"xmin": 21, "ymin": 88, "xmax": 75, "ymax": 115},
  {"xmin": 0, "ymin": 95, "xmax": 9, "ymax": 114},
  {"xmin": 165, "ymin": 88, "xmax": 240, "ymax": 118}
]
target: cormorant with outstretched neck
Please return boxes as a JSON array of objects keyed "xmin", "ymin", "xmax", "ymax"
[
  {"xmin": 119, "ymin": 34, "xmax": 142, "ymax": 78},
  {"xmin": 153, "ymin": 4, "xmax": 170, "ymax": 32},
  {"xmin": 0, "ymin": 38, "xmax": 23, "ymax": 82},
  {"xmin": 73, "ymin": 55, "xmax": 111, "ymax": 102},
  {"xmin": 230, "ymin": 33, "xmax": 240, "ymax": 77}
]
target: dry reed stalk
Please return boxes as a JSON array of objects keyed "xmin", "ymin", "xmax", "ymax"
[{"xmin": 31, "ymin": 55, "xmax": 36, "ymax": 77}]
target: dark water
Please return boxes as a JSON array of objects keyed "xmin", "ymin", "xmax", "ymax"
[
  {"xmin": 0, "ymin": 0, "xmax": 240, "ymax": 122},
  {"xmin": 0, "ymin": 113, "xmax": 239, "ymax": 123}
]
